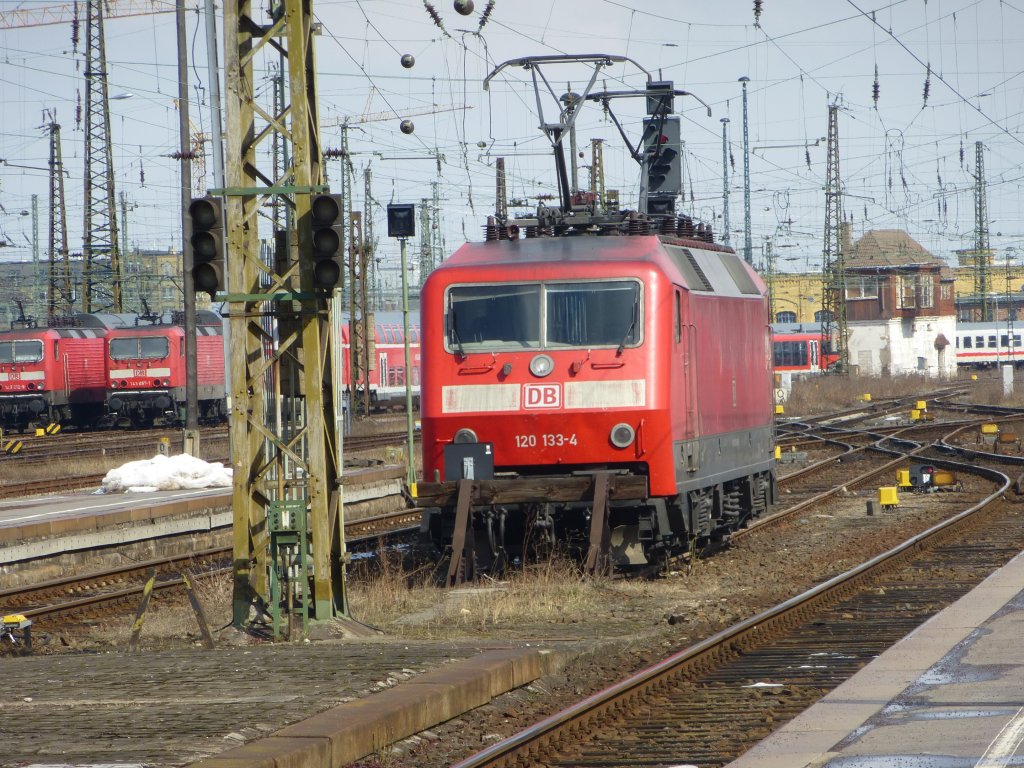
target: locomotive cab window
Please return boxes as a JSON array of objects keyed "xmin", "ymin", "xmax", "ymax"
[
  {"xmin": 110, "ymin": 337, "xmax": 171, "ymax": 360},
  {"xmin": 0, "ymin": 340, "xmax": 43, "ymax": 363},
  {"xmin": 446, "ymin": 280, "xmax": 642, "ymax": 352}
]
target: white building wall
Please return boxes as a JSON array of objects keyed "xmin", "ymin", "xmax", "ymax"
[{"xmin": 847, "ymin": 315, "xmax": 957, "ymax": 377}]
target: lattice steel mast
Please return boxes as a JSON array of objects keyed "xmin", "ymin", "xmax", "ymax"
[
  {"xmin": 821, "ymin": 103, "xmax": 848, "ymax": 372},
  {"xmin": 973, "ymin": 140, "xmax": 991, "ymax": 322},
  {"xmin": 47, "ymin": 117, "xmax": 73, "ymax": 321},
  {"xmin": 82, "ymin": 0, "xmax": 122, "ymax": 312},
  {"xmin": 225, "ymin": 0, "xmax": 346, "ymax": 630}
]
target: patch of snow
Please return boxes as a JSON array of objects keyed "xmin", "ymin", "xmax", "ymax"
[{"xmin": 100, "ymin": 453, "xmax": 232, "ymax": 493}]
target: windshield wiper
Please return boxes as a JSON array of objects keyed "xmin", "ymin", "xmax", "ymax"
[
  {"xmin": 616, "ymin": 298, "xmax": 639, "ymax": 356},
  {"xmin": 449, "ymin": 309, "xmax": 467, "ymax": 360}
]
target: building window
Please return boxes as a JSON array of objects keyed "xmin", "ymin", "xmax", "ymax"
[
  {"xmin": 845, "ymin": 276, "xmax": 879, "ymax": 299},
  {"xmin": 918, "ymin": 275, "xmax": 934, "ymax": 308},
  {"xmin": 940, "ymin": 283, "xmax": 952, "ymax": 300},
  {"xmin": 899, "ymin": 277, "xmax": 916, "ymax": 309},
  {"xmin": 814, "ymin": 310, "xmax": 833, "ymax": 323},
  {"xmin": 775, "ymin": 311, "xmax": 797, "ymax": 323}
]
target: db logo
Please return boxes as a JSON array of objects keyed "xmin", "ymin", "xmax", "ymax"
[
  {"xmin": 523, "ymin": 383, "xmax": 561, "ymax": 409},
  {"xmin": 134, "ymin": 369, "xmax": 146, "ymax": 378}
]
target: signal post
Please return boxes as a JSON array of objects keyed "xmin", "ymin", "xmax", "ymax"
[{"xmin": 208, "ymin": 0, "xmax": 347, "ymax": 634}]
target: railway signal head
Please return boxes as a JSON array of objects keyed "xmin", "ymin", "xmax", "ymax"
[
  {"xmin": 187, "ymin": 196, "xmax": 225, "ymax": 298},
  {"xmin": 642, "ymin": 115, "xmax": 682, "ymax": 216},
  {"xmin": 309, "ymin": 193, "xmax": 345, "ymax": 289},
  {"xmin": 387, "ymin": 203, "xmax": 416, "ymax": 239}
]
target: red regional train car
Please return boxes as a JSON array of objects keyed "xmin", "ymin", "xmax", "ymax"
[
  {"xmin": 771, "ymin": 324, "xmax": 838, "ymax": 376},
  {"xmin": 339, "ymin": 311, "xmax": 421, "ymax": 409},
  {"xmin": 0, "ymin": 313, "xmax": 128, "ymax": 432},
  {"xmin": 105, "ymin": 310, "xmax": 226, "ymax": 426},
  {"xmin": 418, "ymin": 230, "xmax": 776, "ymax": 573}
]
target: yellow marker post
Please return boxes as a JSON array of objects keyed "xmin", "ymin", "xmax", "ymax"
[
  {"xmin": 862, "ymin": 393, "xmax": 872, "ymax": 402},
  {"xmin": 910, "ymin": 409, "xmax": 921, "ymax": 421},
  {"xmin": 879, "ymin": 486, "xmax": 899, "ymax": 510},
  {"xmin": 774, "ymin": 446, "xmax": 781, "ymax": 460},
  {"xmin": 774, "ymin": 404, "xmax": 785, "ymax": 415}
]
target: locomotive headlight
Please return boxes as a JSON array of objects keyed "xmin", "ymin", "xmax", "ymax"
[
  {"xmin": 453, "ymin": 428, "xmax": 478, "ymax": 444},
  {"xmin": 529, "ymin": 353, "xmax": 554, "ymax": 377},
  {"xmin": 610, "ymin": 422, "xmax": 635, "ymax": 448}
]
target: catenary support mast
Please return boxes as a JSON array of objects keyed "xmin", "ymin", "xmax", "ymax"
[{"xmin": 225, "ymin": 0, "xmax": 346, "ymax": 630}]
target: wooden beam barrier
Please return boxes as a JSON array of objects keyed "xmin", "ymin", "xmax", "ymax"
[{"xmin": 414, "ymin": 475, "xmax": 648, "ymax": 508}]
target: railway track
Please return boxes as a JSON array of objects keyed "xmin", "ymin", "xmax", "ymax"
[
  {"xmin": 0, "ymin": 508, "xmax": 423, "ymax": 629},
  {"xmin": 453, "ymin": 446, "xmax": 1016, "ymax": 767},
  {"xmin": 0, "ymin": 431, "xmax": 412, "ymax": 498}
]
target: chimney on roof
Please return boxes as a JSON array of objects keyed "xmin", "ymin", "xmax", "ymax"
[{"xmin": 840, "ymin": 221, "xmax": 853, "ymax": 258}]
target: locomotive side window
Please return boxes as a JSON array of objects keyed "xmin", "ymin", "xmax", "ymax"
[
  {"xmin": 446, "ymin": 280, "xmax": 641, "ymax": 351},
  {"xmin": 0, "ymin": 340, "xmax": 43, "ymax": 363}
]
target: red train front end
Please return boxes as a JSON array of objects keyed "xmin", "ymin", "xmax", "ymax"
[
  {"xmin": 0, "ymin": 315, "xmax": 116, "ymax": 432},
  {"xmin": 105, "ymin": 312, "xmax": 225, "ymax": 427}
]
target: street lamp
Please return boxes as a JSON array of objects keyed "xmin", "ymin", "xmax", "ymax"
[{"xmin": 387, "ymin": 203, "xmax": 417, "ymax": 488}]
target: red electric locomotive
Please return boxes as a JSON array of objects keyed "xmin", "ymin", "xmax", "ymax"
[
  {"xmin": 418, "ymin": 228, "xmax": 776, "ymax": 573},
  {"xmin": 415, "ymin": 57, "xmax": 775, "ymax": 578},
  {"xmin": 0, "ymin": 311, "xmax": 128, "ymax": 432},
  {"xmin": 105, "ymin": 310, "xmax": 226, "ymax": 427}
]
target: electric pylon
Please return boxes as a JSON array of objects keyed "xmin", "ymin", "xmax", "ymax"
[
  {"xmin": 46, "ymin": 117, "xmax": 73, "ymax": 321},
  {"xmin": 821, "ymin": 103, "xmax": 848, "ymax": 372},
  {"xmin": 973, "ymin": 141, "xmax": 991, "ymax": 322},
  {"xmin": 225, "ymin": 0, "xmax": 347, "ymax": 633},
  {"xmin": 82, "ymin": 0, "xmax": 122, "ymax": 312}
]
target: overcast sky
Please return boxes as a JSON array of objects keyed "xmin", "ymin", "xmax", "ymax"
[{"xmin": 1, "ymin": 0, "xmax": 1022, "ymax": 288}]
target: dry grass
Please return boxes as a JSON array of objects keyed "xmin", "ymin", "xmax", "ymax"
[
  {"xmin": 80, "ymin": 569, "xmax": 234, "ymax": 651},
  {"xmin": 348, "ymin": 556, "xmax": 608, "ymax": 640},
  {"xmin": 783, "ymin": 369, "xmax": 1024, "ymax": 417},
  {"xmin": 783, "ymin": 372, "xmax": 939, "ymax": 416}
]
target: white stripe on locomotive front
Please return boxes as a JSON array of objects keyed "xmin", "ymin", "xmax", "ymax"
[
  {"xmin": 109, "ymin": 367, "xmax": 172, "ymax": 378},
  {"xmin": 441, "ymin": 379, "xmax": 647, "ymax": 413},
  {"xmin": 0, "ymin": 371, "xmax": 46, "ymax": 382}
]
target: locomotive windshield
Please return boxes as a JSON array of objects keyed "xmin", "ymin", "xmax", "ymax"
[
  {"xmin": 0, "ymin": 340, "xmax": 43, "ymax": 363},
  {"xmin": 446, "ymin": 280, "xmax": 641, "ymax": 352},
  {"xmin": 109, "ymin": 336, "xmax": 170, "ymax": 360}
]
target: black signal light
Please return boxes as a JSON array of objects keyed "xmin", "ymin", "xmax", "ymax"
[
  {"xmin": 310, "ymin": 193, "xmax": 344, "ymax": 289},
  {"xmin": 187, "ymin": 196, "xmax": 225, "ymax": 298}
]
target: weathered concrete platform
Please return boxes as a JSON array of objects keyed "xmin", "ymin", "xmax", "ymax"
[
  {"xmin": 1, "ymin": 640, "xmax": 565, "ymax": 767},
  {"xmin": 728, "ymin": 548, "xmax": 1024, "ymax": 768},
  {"xmin": 0, "ymin": 464, "xmax": 405, "ymax": 571}
]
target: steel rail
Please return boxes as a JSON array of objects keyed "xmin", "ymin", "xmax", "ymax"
[{"xmin": 453, "ymin": 452, "xmax": 1009, "ymax": 767}]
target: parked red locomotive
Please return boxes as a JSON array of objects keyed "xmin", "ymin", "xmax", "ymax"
[
  {"xmin": 104, "ymin": 310, "xmax": 226, "ymax": 427},
  {"xmin": 416, "ymin": 58, "xmax": 776, "ymax": 578},
  {"xmin": 0, "ymin": 312, "xmax": 128, "ymax": 432}
]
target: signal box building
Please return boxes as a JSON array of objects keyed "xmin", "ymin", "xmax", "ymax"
[{"xmin": 842, "ymin": 230, "xmax": 956, "ymax": 377}]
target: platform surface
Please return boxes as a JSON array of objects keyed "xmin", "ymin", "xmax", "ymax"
[{"xmin": 728, "ymin": 548, "xmax": 1024, "ymax": 768}]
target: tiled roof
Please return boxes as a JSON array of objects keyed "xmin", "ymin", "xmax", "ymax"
[{"xmin": 846, "ymin": 230, "xmax": 940, "ymax": 268}]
